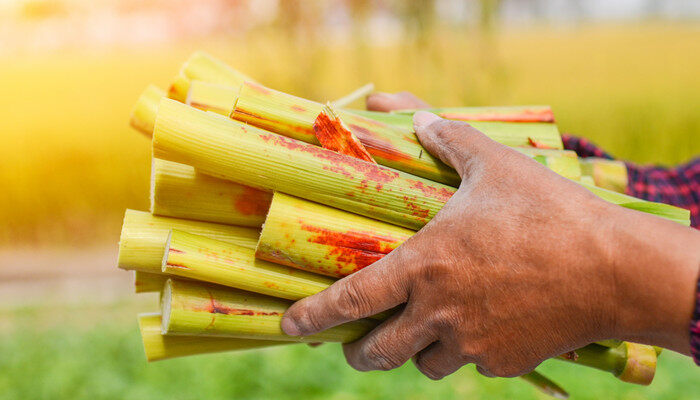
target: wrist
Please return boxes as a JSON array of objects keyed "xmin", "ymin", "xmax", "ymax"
[{"xmin": 604, "ymin": 204, "xmax": 700, "ymax": 354}]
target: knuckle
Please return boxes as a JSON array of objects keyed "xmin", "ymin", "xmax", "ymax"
[
  {"xmin": 414, "ymin": 356, "xmax": 446, "ymax": 380},
  {"xmin": 362, "ymin": 343, "xmax": 403, "ymax": 371},
  {"xmin": 292, "ymin": 306, "xmax": 324, "ymax": 334},
  {"xmin": 425, "ymin": 307, "xmax": 456, "ymax": 333},
  {"xmin": 334, "ymin": 279, "xmax": 371, "ymax": 320}
]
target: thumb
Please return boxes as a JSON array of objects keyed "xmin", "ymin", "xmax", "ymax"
[{"xmin": 413, "ymin": 111, "xmax": 499, "ymax": 178}]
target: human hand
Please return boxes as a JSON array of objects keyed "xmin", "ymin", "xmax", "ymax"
[{"xmin": 281, "ymin": 98, "xmax": 700, "ymax": 379}]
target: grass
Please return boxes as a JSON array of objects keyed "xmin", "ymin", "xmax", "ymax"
[
  {"xmin": 1, "ymin": 22, "xmax": 699, "ymax": 246},
  {"xmin": 0, "ymin": 299, "xmax": 698, "ymax": 400}
]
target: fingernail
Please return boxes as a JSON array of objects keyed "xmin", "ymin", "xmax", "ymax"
[
  {"xmin": 413, "ymin": 111, "xmax": 441, "ymax": 129},
  {"xmin": 281, "ymin": 315, "xmax": 302, "ymax": 336}
]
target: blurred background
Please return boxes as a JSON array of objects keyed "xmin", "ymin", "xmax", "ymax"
[{"xmin": 0, "ymin": 0, "xmax": 699, "ymax": 399}]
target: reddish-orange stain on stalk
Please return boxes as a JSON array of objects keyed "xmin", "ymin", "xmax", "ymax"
[
  {"xmin": 166, "ymin": 261, "xmax": 190, "ymax": 270},
  {"xmin": 200, "ymin": 289, "xmax": 280, "ymax": 316},
  {"xmin": 300, "ymin": 223, "xmax": 406, "ymax": 274},
  {"xmin": 348, "ymin": 124, "xmax": 414, "ymax": 164},
  {"xmin": 527, "ymin": 137, "xmax": 556, "ymax": 149},
  {"xmin": 233, "ymin": 108, "xmax": 316, "ymax": 140},
  {"xmin": 258, "ymin": 132, "xmax": 400, "ymax": 185},
  {"xmin": 440, "ymin": 108, "xmax": 555, "ymax": 123},
  {"xmin": 246, "ymin": 82, "xmax": 273, "ymax": 95},
  {"xmin": 290, "ymin": 104, "xmax": 307, "ymax": 112},
  {"xmin": 169, "ymin": 248, "xmax": 185, "ymax": 254},
  {"xmin": 407, "ymin": 180, "xmax": 454, "ymax": 203},
  {"xmin": 313, "ymin": 112, "xmax": 375, "ymax": 163},
  {"xmin": 234, "ymin": 186, "xmax": 272, "ymax": 216}
]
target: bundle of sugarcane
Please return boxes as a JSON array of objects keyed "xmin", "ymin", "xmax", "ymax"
[{"xmin": 120, "ymin": 52, "xmax": 690, "ymax": 398}]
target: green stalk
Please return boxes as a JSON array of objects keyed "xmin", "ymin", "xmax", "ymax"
[
  {"xmin": 151, "ymin": 158, "xmax": 271, "ymax": 227},
  {"xmin": 154, "ymin": 98, "xmax": 454, "ymax": 230},
  {"xmin": 557, "ymin": 342, "xmax": 656, "ymax": 385},
  {"xmin": 581, "ymin": 182, "xmax": 690, "ymax": 225},
  {"xmin": 161, "ymin": 278, "xmax": 378, "ymax": 342},
  {"xmin": 139, "ymin": 312, "xmax": 289, "ymax": 361},
  {"xmin": 520, "ymin": 370, "xmax": 569, "ymax": 399},
  {"xmin": 392, "ymin": 106, "xmax": 555, "ymax": 123},
  {"xmin": 163, "ymin": 230, "xmax": 335, "ymax": 301},
  {"xmin": 118, "ymin": 209, "xmax": 259, "ymax": 273}
]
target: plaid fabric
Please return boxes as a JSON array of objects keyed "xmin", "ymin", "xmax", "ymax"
[
  {"xmin": 562, "ymin": 135, "xmax": 700, "ymax": 228},
  {"xmin": 562, "ymin": 134, "xmax": 700, "ymax": 365},
  {"xmin": 692, "ymin": 274, "xmax": 700, "ymax": 366}
]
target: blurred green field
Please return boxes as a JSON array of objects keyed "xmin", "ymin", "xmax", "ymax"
[
  {"xmin": 1, "ymin": 22, "xmax": 699, "ymax": 246},
  {"xmin": 1, "ymin": 299, "xmax": 699, "ymax": 400}
]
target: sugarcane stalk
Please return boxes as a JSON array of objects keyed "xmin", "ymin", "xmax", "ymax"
[
  {"xmin": 350, "ymin": 109, "xmax": 584, "ymax": 179},
  {"xmin": 161, "ymin": 278, "xmax": 378, "ymax": 342},
  {"xmin": 138, "ymin": 312, "xmax": 289, "ymax": 361},
  {"xmin": 154, "ymin": 98, "xmax": 455, "ymax": 230},
  {"xmin": 557, "ymin": 342, "xmax": 656, "ymax": 386},
  {"xmin": 168, "ymin": 51, "xmax": 255, "ymax": 102},
  {"xmin": 256, "ymin": 192, "xmax": 413, "ymax": 277},
  {"xmin": 225, "ymin": 82, "xmax": 463, "ymax": 185},
  {"xmin": 118, "ymin": 209, "xmax": 259, "ymax": 273},
  {"xmin": 189, "ymin": 82, "xmax": 579, "ymax": 183},
  {"xmin": 393, "ymin": 106, "xmax": 555, "ymax": 123},
  {"xmin": 330, "ymin": 83, "xmax": 375, "ymax": 108},
  {"xmin": 130, "ymin": 85, "xmax": 166, "ymax": 136},
  {"xmin": 580, "ymin": 158, "xmax": 628, "ymax": 194},
  {"xmin": 518, "ymin": 148, "xmax": 582, "ymax": 181},
  {"xmin": 581, "ymin": 182, "xmax": 690, "ymax": 226},
  {"xmin": 156, "ymin": 99, "xmax": 689, "ymax": 229},
  {"xmin": 163, "ymin": 230, "xmax": 335, "ymax": 301},
  {"xmin": 186, "ymin": 80, "xmax": 239, "ymax": 115},
  {"xmin": 313, "ymin": 103, "xmax": 375, "ymax": 163},
  {"xmin": 230, "ymin": 82, "xmax": 563, "ymax": 183},
  {"xmin": 134, "ymin": 271, "xmax": 168, "ymax": 293},
  {"xmin": 520, "ymin": 370, "xmax": 569, "ymax": 399},
  {"xmin": 346, "ymin": 107, "xmax": 562, "ymax": 148},
  {"xmin": 151, "ymin": 158, "xmax": 271, "ymax": 227}
]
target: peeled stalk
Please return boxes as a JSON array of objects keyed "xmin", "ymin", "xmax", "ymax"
[
  {"xmin": 581, "ymin": 182, "xmax": 690, "ymax": 226},
  {"xmin": 580, "ymin": 158, "xmax": 628, "ymax": 194},
  {"xmin": 118, "ymin": 209, "xmax": 259, "ymax": 273},
  {"xmin": 138, "ymin": 312, "xmax": 289, "ymax": 361},
  {"xmin": 186, "ymin": 80, "xmax": 239, "ymax": 115},
  {"xmin": 520, "ymin": 370, "xmax": 569, "ymax": 399},
  {"xmin": 130, "ymin": 85, "xmax": 166, "ymax": 136},
  {"xmin": 161, "ymin": 278, "xmax": 378, "ymax": 342},
  {"xmin": 557, "ymin": 342, "xmax": 656, "ymax": 386},
  {"xmin": 151, "ymin": 158, "xmax": 271, "ymax": 227},
  {"xmin": 134, "ymin": 271, "xmax": 168, "ymax": 293},
  {"xmin": 346, "ymin": 108, "xmax": 562, "ymax": 148},
  {"xmin": 518, "ymin": 148, "xmax": 582, "ymax": 181},
  {"xmin": 226, "ymin": 82, "xmax": 462, "ymax": 185},
  {"xmin": 154, "ymin": 98, "xmax": 455, "ymax": 230},
  {"xmin": 189, "ymin": 82, "xmax": 578, "ymax": 182},
  {"xmin": 256, "ymin": 192, "xmax": 413, "ymax": 277},
  {"xmin": 393, "ymin": 106, "xmax": 555, "ymax": 123},
  {"xmin": 163, "ymin": 230, "xmax": 335, "ymax": 301},
  {"xmin": 168, "ymin": 51, "xmax": 255, "ymax": 102},
  {"xmin": 154, "ymin": 100, "xmax": 688, "ymax": 231},
  {"xmin": 330, "ymin": 83, "xmax": 375, "ymax": 108}
]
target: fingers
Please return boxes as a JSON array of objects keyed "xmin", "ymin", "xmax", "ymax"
[
  {"xmin": 281, "ymin": 249, "xmax": 411, "ymax": 337},
  {"xmin": 412, "ymin": 341, "xmax": 473, "ymax": 380},
  {"xmin": 342, "ymin": 308, "xmax": 437, "ymax": 372},
  {"xmin": 413, "ymin": 111, "xmax": 502, "ymax": 179},
  {"xmin": 366, "ymin": 91, "xmax": 430, "ymax": 112}
]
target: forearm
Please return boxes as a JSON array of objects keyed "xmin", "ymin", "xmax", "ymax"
[{"xmin": 605, "ymin": 204, "xmax": 700, "ymax": 354}]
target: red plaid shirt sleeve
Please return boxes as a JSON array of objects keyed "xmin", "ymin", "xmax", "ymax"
[{"xmin": 561, "ymin": 134, "xmax": 700, "ymax": 365}]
